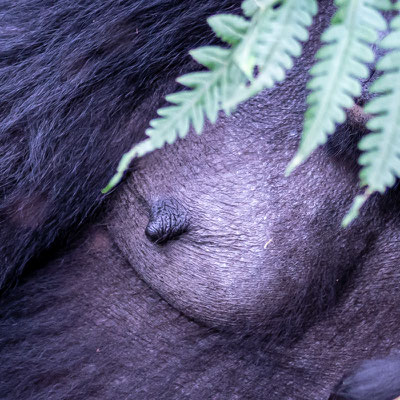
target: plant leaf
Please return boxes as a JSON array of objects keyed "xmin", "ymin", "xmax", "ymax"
[
  {"xmin": 104, "ymin": 0, "xmax": 317, "ymax": 192},
  {"xmin": 358, "ymin": 14, "xmax": 400, "ymax": 192},
  {"xmin": 208, "ymin": 14, "xmax": 250, "ymax": 46},
  {"xmin": 342, "ymin": 6, "xmax": 400, "ymax": 226},
  {"xmin": 286, "ymin": 0, "xmax": 391, "ymax": 175},
  {"xmin": 225, "ymin": 0, "xmax": 317, "ymax": 110}
]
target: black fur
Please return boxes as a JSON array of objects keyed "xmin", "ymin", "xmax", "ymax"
[
  {"xmin": 1, "ymin": 1, "xmax": 400, "ymax": 399},
  {"xmin": 0, "ymin": 0, "xmax": 240, "ymax": 290}
]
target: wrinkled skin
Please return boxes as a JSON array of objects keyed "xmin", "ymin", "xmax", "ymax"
[{"xmin": 1, "ymin": 1, "xmax": 400, "ymax": 400}]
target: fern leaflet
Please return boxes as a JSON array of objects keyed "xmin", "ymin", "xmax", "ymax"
[
  {"xmin": 286, "ymin": 0, "xmax": 391, "ymax": 175},
  {"xmin": 226, "ymin": 0, "xmax": 317, "ymax": 110},
  {"xmin": 103, "ymin": 0, "xmax": 317, "ymax": 193},
  {"xmin": 343, "ymin": 2, "xmax": 400, "ymax": 226}
]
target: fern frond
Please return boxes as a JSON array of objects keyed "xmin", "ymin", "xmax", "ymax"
[
  {"xmin": 103, "ymin": 0, "xmax": 317, "ymax": 192},
  {"xmin": 342, "ymin": 7, "xmax": 400, "ymax": 226},
  {"xmin": 102, "ymin": 44, "xmax": 246, "ymax": 193},
  {"xmin": 287, "ymin": 0, "xmax": 391, "ymax": 175},
  {"xmin": 226, "ymin": 0, "xmax": 317, "ymax": 110}
]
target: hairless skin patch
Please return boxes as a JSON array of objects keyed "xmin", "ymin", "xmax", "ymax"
[{"xmin": 145, "ymin": 198, "xmax": 190, "ymax": 244}]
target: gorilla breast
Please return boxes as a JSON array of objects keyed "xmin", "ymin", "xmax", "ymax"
[
  {"xmin": 108, "ymin": 105, "xmax": 377, "ymax": 333},
  {"xmin": 107, "ymin": 4, "xmax": 382, "ymax": 331}
]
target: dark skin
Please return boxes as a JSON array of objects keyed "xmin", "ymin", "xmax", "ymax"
[{"xmin": 1, "ymin": 1, "xmax": 400, "ymax": 399}]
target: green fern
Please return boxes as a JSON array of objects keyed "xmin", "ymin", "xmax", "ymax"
[
  {"xmin": 102, "ymin": 0, "xmax": 317, "ymax": 193},
  {"xmin": 102, "ymin": 0, "xmax": 400, "ymax": 230},
  {"xmin": 343, "ymin": 2, "xmax": 400, "ymax": 226},
  {"xmin": 286, "ymin": 0, "xmax": 391, "ymax": 175},
  {"xmin": 226, "ymin": 0, "xmax": 317, "ymax": 110}
]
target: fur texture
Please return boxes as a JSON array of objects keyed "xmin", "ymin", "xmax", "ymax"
[
  {"xmin": 1, "ymin": 1, "xmax": 400, "ymax": 399},
  {"xmin": 0, "ymin": 0, "xmax": 240, "ymax": 290}
]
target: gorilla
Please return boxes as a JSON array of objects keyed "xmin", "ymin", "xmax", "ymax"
[{"xmin": 1, "ymin": 1, "xmax": 400, "ymax": 399}]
